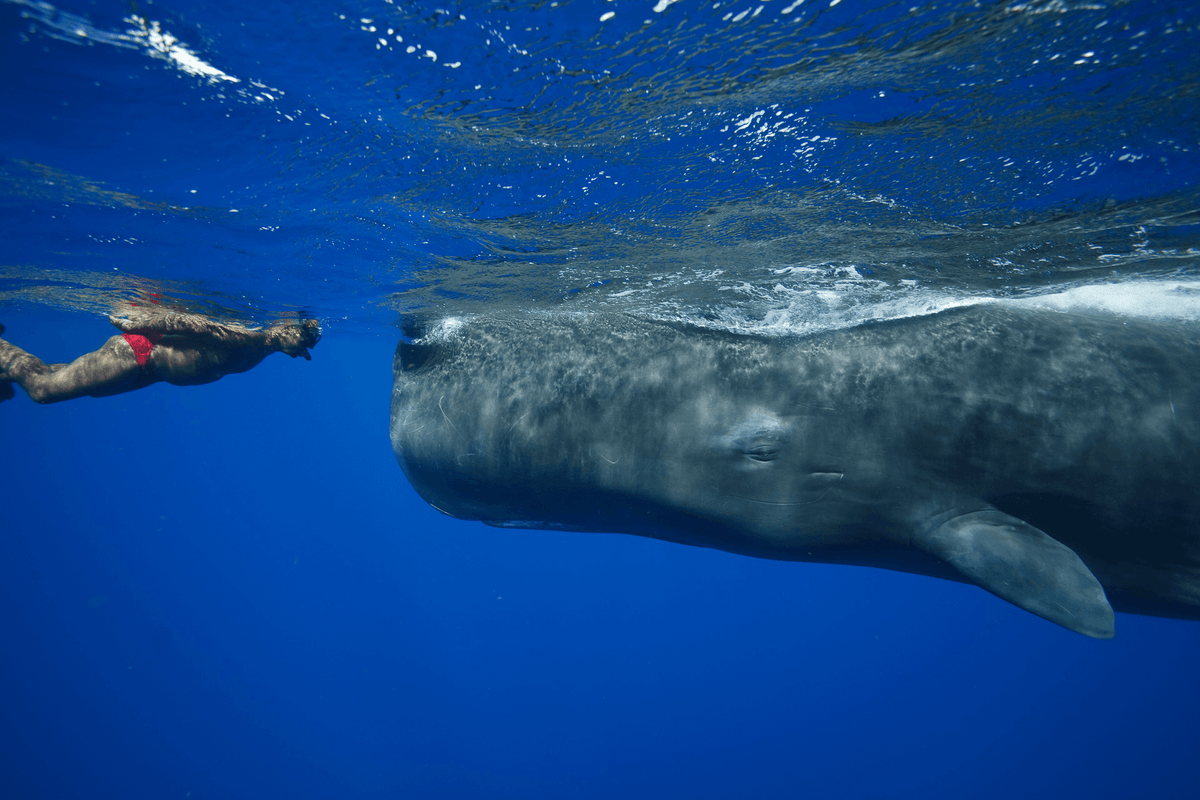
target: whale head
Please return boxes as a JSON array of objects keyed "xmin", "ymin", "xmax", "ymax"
[{"xmin": 389, "ymin": 318, "xmax": 860, "ymax": 555}]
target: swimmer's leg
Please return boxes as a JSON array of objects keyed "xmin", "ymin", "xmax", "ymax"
[{"xmin": 0, "ymin": 333, "xmax": 145, "ymax": 403}]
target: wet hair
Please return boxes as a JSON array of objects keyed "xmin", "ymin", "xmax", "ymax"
[{"xmin": 301, "ymin": 320, "xmax": 322, "ymax": 349}]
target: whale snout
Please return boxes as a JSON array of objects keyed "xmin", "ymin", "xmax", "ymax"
[{"xmin": 396, "ymin": 340, "xmax": 436, "ymax": 373}]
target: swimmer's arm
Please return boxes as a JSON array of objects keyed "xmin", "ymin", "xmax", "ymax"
[
  {"xmin": 109, "ymin": 312, "xmax": 256, "ymax": 342},
  {"xmin": 111, "ymin": 314, "xmax": 319, "ymax": 359}
]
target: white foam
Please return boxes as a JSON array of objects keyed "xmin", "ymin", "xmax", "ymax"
[
  {"xmin": 126, "ymin": 16, "xmax": 239, "ymax": 83},
  {"xmin": 1008, "ymin": 281, "xmax": 1200, "ymax": 320},
  {"xmin": 677, "ymin": 279, "xmax": 1200, "ymax": 339},
  {"xmin": 8, "ymin": 0, "xmax": 301, "ymax": 106}
]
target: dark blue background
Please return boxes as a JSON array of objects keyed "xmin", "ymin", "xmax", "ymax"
[{"xmin": 2, "ymin": 308, "xmax": 1198, "ymax": 799}]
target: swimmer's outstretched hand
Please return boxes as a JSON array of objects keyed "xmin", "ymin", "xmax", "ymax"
[{"xmin": 270, "ymin": 319, "xmax": 322, "ymax": 360}]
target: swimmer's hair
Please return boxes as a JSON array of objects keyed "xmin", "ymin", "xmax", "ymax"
[{"xmin": 300, "ymin": 319, "xmax": 322, "ymax": 349}]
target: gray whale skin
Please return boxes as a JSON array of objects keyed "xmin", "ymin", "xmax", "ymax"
[{"xmin": 390, "ymin": 305, "xmax": 1200, "ymax": 638}]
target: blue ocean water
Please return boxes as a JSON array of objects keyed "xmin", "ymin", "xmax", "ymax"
[{"xmin": 1, "ymin": 0, "xmax": 1199, "ymax": 798}]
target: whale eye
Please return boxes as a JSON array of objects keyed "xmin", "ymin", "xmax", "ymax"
[
  {"xmin": 718, "ymin": 413, "xmax": 791, "ymax": 464},
  {"xmin": 745, "ymin": 444, "xmax": 781, "ymax": 462}
]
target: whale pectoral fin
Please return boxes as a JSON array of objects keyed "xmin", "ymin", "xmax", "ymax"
[{"xmin": 916, "ymin": 509, "xmax": 1115, "ymax": 639}]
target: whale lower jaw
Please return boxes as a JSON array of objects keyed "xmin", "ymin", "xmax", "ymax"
[{"xmin": 484, "ymin": 520, "xmax": 597, "ymax": 532}]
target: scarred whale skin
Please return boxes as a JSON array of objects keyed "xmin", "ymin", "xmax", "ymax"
[{"xmin": 389, "ymin": 304, "xmax": 1200, "ymax": 638}]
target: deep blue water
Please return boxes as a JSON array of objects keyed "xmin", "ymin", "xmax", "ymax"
[{"xmin": 2, "ymin": 0, "xmax": 1200, "ymax": 798}]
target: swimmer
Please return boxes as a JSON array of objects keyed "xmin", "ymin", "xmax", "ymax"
[{"xmin": 0, "ymin": 314, "xmax": 320, "ymax": 404}]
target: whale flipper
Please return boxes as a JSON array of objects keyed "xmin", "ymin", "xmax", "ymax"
[{"xmin": 917, "ymin": 509, "xmax": 1115, "ymax": 638}]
